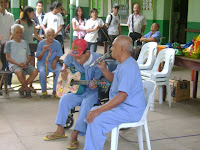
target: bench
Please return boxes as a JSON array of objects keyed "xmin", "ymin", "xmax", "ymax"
[{"xmin": 0, "ymin": 70, "xmax": 12, "ymax": 98}]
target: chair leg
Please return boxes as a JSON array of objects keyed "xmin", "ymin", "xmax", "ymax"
[
  {"xmin": 111, "ymin": 127, "xmax": 119, "ymax": 150},
  {"xmin": 144, "ymin": 121, "xmax": 151, "ymax": 150},
  {"xmin": 136, "ymin": 126, "xmax": 144, "ymax": 150},
  {"xmin": 158, "ymin": 85, "xmax": 163, "ymax": 104},
  {"xmin": 166, "ymin": 82, "xmax": 171, "ymax": 107},
  {"xmin": 150, "ymin": 91, "xmax": 155, "ymax": 111}
]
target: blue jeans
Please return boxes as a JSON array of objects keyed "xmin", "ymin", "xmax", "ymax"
[{"xmin": 87, "ymin": 42, "xmax": 97, "ymax": 52}]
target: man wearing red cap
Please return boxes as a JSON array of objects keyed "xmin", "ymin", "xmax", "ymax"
[{"xmin": 44, "ymin": 39, "xmax": 102, "ymax": 149}]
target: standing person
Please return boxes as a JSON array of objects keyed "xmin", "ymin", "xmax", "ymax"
[
  {"xmin": 127, "ymin": 3, "xmax": 147, "ymax": 42},
  {"xmin": 0, "ymin": 0, "xmax": 14, "ymax": 90},
  {"xmin": 33, "ymin": 1, "xmax": 45, "ymax": 38},
  {"xmin": 15, "ymin": 6, "xmax": 43, "ymax": 93},
  {"xmin": 42, "ymin": 1, "xmax": 65, "ymax": 54},
  {"xmin": 43, "ymin": 39, "xmax": 102, "ymax": 150},
  {"xmin": 36, "ymin": 28, "xmax": 63, "ymax": 97},
  {"xmin": 84, "ymin": 36, "xmax": 146, "ymax": 150},
  {"xmin": 72, "ymin": 6, "xmax": 87, "ymax": 41},
  {"xmin": 105, "ymin": 3, "xmax": 122, "ymax": 43},
  {"xmin": 84, "ymin": 8, "xmax": 104, "ymax": 52}
]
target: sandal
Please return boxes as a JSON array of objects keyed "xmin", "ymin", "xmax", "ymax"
[
  {"xmin": 44, "ymin": 132, "xmax": 68, "ymax": 141},
  {"xmin": 26, "ymin": 91, "xmax": 32, "ymax": 99},
  {"xmin": 67, "ymin": 141, "xmax": 79, "ymax": 149},
  {"xmin": 18, "ymin": 89, "xmax": 25, "ymax": 98},
  {"xmin": 29, "ymin": 86, "xmax": 36, "ymax": 93}
]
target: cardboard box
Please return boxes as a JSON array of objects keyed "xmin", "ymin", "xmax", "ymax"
[{"xmin": 169, "ymin": 79, "xmax": 190, "ymax": 102}]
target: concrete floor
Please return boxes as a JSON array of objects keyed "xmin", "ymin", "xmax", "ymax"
[{"xmin": 0, "ymin": 38, "xmax": 200, "ymax": 150}]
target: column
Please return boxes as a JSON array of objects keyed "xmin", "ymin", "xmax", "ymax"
[
  {"xmin": 70, "ymin": 0, "xmax": 76, "ymax": 48},
  {"xmin": 11, "ymin": 0, "xmax": 20, "ymax": 20}
]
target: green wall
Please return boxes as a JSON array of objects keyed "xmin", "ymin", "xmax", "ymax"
[{"xmin": 186, "ymin": 0, "xmax": 200, "ymax": 42}]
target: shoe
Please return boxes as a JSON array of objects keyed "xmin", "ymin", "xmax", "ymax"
[
  {"xmin": 18, "ymin": 90, "xmax": 25, "ymax": 98},
  {"xmin": 40, "ymin": 91, "xmax": 49, "ymax": 98},
  {"xmin": 44, "ymin": 133, "xmax": 68, "ymax": 141},
  {"xmin": 67, "ymin": 141, "xmax": 79, "ymax": 149},
  {"xmin": 25, "ymin": 91, "xmax": 32, "ymax": 99}
]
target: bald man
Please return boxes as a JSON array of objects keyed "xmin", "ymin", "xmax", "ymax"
[
  {"xmin": 127, "ymin": 4, "xmax": 147, "ymax": 35},
  {"xmin": 140, "ymin": 23, "xmax": 161, "ymax": 43},
  {"xmin": 84, "ymin": 35, "xmax": 146, "ymax": 150}
]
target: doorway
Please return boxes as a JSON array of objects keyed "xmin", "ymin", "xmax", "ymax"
[{"xmin": 170, "ymin": 0, "xmax": 188, "ymax": 44}]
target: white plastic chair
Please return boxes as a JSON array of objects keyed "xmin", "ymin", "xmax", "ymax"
[
  {"xmin": 141, "ymin": 48, "xmax": 175, "ymax": 111},
  {"xmin": 110, "ymin": 80, "xmax": 156, "ymax": 150},
  {"xmin": 137, "ymin": 42, "xmax": 158, "ymax": 70}
]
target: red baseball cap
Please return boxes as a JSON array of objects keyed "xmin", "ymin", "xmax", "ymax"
[{"xmin": 69, "ymin": 39, "xmax": 88, "ymax": 57}]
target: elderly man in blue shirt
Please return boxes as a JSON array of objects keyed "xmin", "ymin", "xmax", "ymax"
[
  {"xmin": 36, "ymin": 28, "xmax": 63, "ymax": 97},
  {"xmin": 84, "ymin": 35, "xmax": 146, "ymax": 150},
  {"xmin": 140, "ymin": 23, "xmax": 161, "ymax": 43}
]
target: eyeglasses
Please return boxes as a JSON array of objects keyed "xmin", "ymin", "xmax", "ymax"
[{"xmin": 114, "ymin": 7, "xmax": 119, "ymax": 9}]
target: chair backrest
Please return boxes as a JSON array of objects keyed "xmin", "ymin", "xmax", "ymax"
[
  {"xmin": 152, "ymin": 48, "xmax": 175, "ymax": 77},
  {"xmin": 137, "ymin": 42, "xmax": 158, "ymax": 69},
  {"xmin": 140, "ymin": 80, "xmax": 156, "ymax": 122}
]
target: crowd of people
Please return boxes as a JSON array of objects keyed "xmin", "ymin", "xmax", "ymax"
[{"xmin": 0, "ymin": 0, "xmax": 160, "ymax": 149}]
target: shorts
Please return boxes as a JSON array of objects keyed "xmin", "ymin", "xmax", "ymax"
[{"xmin": 10, "ymin": 64, "xmax": 36, "ymax": 75}]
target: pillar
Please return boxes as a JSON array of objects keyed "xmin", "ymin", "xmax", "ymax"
[
  {"xmin": 10, "ymin": 0, "xmax": 20, "ymax": 20},
  {"xmin": 70, "ymin": 0, "xmax": 76, "ymax": 48}
]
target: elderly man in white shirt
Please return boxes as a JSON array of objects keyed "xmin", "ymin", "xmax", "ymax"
[{"xmin": 127, "ymin": 3, "xmax": 147, "ymax": 35}]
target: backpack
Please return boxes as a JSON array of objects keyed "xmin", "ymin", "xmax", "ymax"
[
  {"xmin": 108, "ymin": 13, "xmax": 120, "ymax": 26},
  {"xmin": 97, "ymin": 26, "xmax": 109, "ymax": 43}
]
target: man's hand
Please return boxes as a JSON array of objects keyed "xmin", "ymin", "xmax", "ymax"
[
  {"xmin": 140, "ymin": 37, "xmax": 145, "ymax": 42},
  {"xmin": 43, "ymin": 45, "xmax": 49, "ymax": 52},
  {"xmin": 86, "ymin": 108, "xmax": 101, "ymax": 124},
  {"xmin": 61, "ymin": 69, "xmax": 68, "ymax": 81},
  {"xmin": 51, "ymin": 60, "xmax": 57, "ymax": 70},
  {"xmin": 89, "ymin": 78, "xmax": 97, "ymax": 90},
  {"xmin": 97, "ymin": 59, "xmax": 107, "ymax": 71},
  {"xmin": 19, "ymin": 62, "xmax": 28, "ymax": 69}
]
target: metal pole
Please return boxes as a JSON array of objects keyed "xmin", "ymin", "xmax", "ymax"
[{"xmin": 69, "ymin": 0, "xmax": 76, "ymax": 49}]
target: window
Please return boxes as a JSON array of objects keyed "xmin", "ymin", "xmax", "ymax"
[
  {"xmin": 108, "ymin": 0, "xmax": 132, "ymax": 25},
  {"xmin": 91, "ymin": 0, "xmax": 104, "ymax": 17}
]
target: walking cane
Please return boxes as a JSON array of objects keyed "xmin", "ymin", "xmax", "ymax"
[{"xmin": 44, "ymin": 48, "xmax": 52, "ymax": 97}]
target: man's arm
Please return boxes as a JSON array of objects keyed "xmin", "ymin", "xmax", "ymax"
[
  {"xmin": 55, "ymin": 25, "xmax": 63, "ymax": 37},
  {"xmin": 37, "ymin": 45, "xmax": 49, "ymax": 60},
  {"xmin": 140, "ymin": 36, "xmax": 157, "ymax": 42},
  {"xmin": 142, "ymin": 25, "xmax": 146, "ymax": 34},
  {"xmin": 86, "ymin": 91, "xmax": 127, "ymax": 123}
]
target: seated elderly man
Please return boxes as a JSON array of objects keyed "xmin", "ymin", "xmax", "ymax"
[
  {"xmin": 84, "ymin": 35, "xmax": 146, "ymax": 150},
  {"xmin": 4, "ymin": 24, "xmax": 38, "ymax": 98},
  {"xmin": 36, "ymin": 28, "xmax": 63, "ymax": 97},
  {"xmin": 44, "ymin": 39, "xmax": 102, "ymax": 150},
  {"xmin": 140, "ymin": 23, "xmax": 161, "ymax": 43}
]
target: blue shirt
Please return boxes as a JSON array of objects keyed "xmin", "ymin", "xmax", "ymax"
[
  {"xmin": 36, "ymin": 39, "xmax": 63, "ymax": 71},
  {"xmin": 110, "ymin": 57, "xmax": 146, "ymax": 117},
  {"xmin": 63, "ymin": 51, "xmax": 102, "ymax": 94},
  {"xmin": 144, "ymin": 31, "xmax": 161, "ymax": 43}
]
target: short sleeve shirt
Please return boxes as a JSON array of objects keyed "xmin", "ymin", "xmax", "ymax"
[
  {"xmin": 84, "ymin": 18, "xmax": 104, "ymax": 43},
  {"xmin": 36, "ymin": 39, "xmax": 63, "ymax": 71},
  {"xmin": 127, "ymin": 14, "xmax": 147, "ymax": 34},
  {"xmin": 109, "ymin": 57, "xmax": 146, "ymax": 116},
  {"xmin": 63, "ymin": 51, "xmax": 102, "ymax": 94},
  {"xmin": 106, "ymin": 13, "xmax": 120, "ymax": 35},
  {"xmin": 144, "ymin": 31, "xmax": 161, "ymax": 43},
  {"xmin": 72, "ymin": 18, "xmax": 87, "ymax": 37},
  {"xmin": 4, "ymin": 40, "xmax": 31, "ymax": 68},
  {"xmin": 42, "ymin": 12, "xmax": 64, "ymax": 35}
]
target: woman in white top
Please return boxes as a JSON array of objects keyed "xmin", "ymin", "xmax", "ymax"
[
  {"xmin": 84, "ymin": 8, "xmax": 104, "ymax": 52},
  {"xmin": 72, "ymin": 6, "xmax": 87, "ymax": 41}
]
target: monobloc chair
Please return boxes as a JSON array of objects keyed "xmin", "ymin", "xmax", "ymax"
[
  {"xmin": 137, "ymin": 42, "xmax": 158, "ymax": 70},
  {"xmin": 141, "ymin": 48, "xmax": 175, "ymax": 111},
  {"xmin": 110, "ymin": 80, "xmax": 156, "ymax": 150}
]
